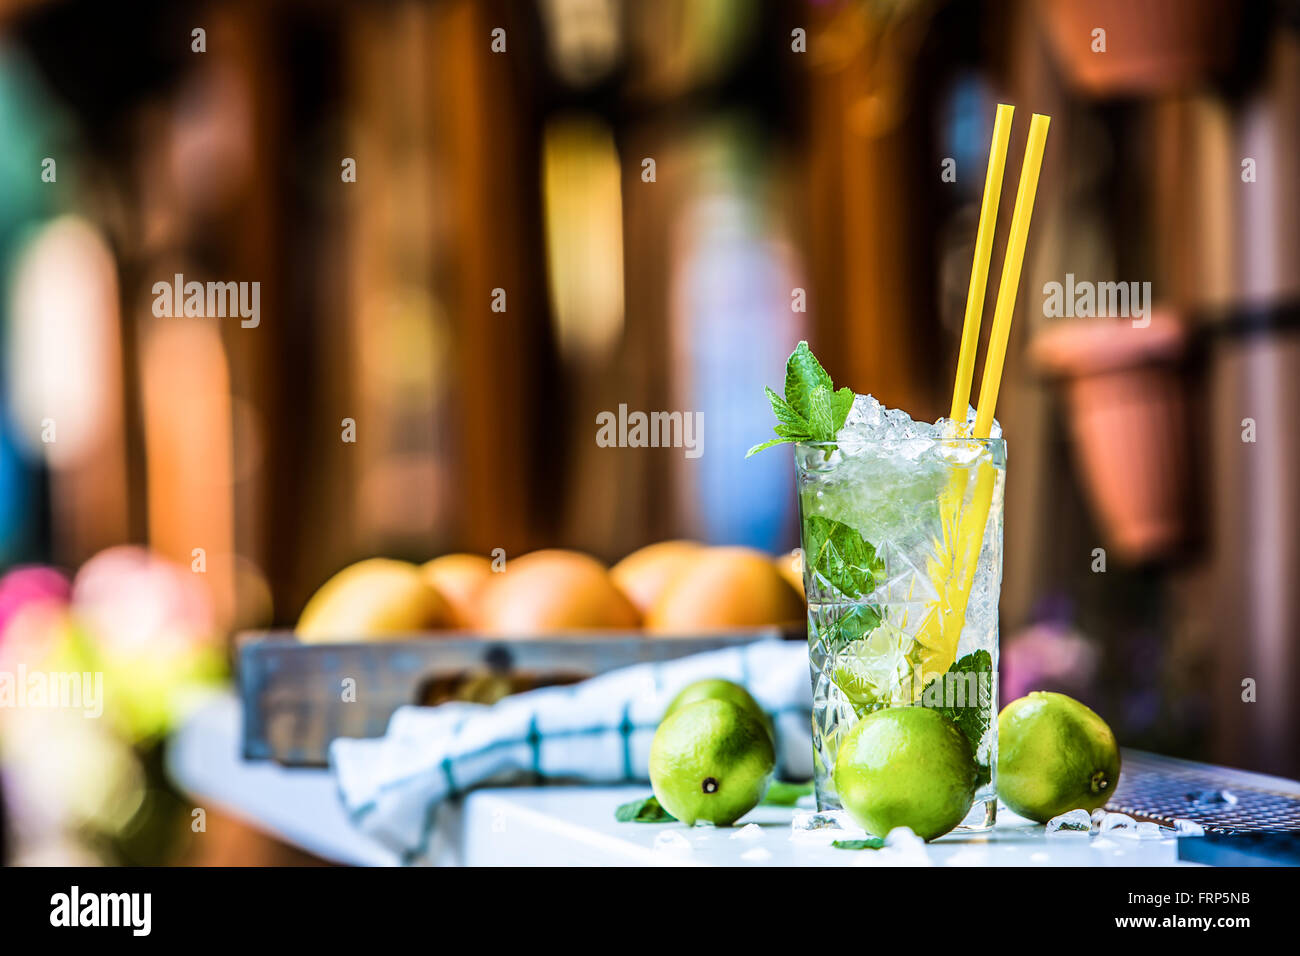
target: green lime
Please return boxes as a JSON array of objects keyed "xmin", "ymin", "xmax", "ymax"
[
  {"xmin": 649, "ymin": 699, "xmax": 775, "ymax": 826},
  {"xmin": 832, "ymin": 706, "xmax": 976, "ymax": 841},
  {"xmin": 997, "ymin": 691, "xmax": 1121, "ymax": 823},
  {"xmin": 665, "ymin": 678, "xmax": 774, "ymax": 743}
]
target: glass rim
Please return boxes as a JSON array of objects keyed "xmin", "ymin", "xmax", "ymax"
[{"xmin": 794, "ymin": 435, "xmax": 1006, "ymax": 450}]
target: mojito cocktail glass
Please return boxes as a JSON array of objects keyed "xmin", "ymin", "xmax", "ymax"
[{"xmin": 796, "ymin": 410, "xmax": 1005, "ymax": 831}]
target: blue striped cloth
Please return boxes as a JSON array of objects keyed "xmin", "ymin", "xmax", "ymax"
[{"xmin": 330, "ymin": 640, "xmax": 812, "ymax": 862}]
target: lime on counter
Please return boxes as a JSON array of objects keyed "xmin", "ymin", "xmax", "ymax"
[
  {"xmin": 665, "ymin": 678, "xmax": 774, "ymax": 743},
  {"xmin": 997, "ymin": 691, "xmax": 1121, "ymax": 823},
  {"xmin": 832, "ymin": 705, "xmax": 976, "ymax": 841},
  {"xmin": 649, "ymin": 699, "xmax": 775, "ymax": 826}
]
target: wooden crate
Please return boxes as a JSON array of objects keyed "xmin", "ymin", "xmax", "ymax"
[{"xmin": 238, "ymin": 630, "xmax": 794, "ymax": 765}]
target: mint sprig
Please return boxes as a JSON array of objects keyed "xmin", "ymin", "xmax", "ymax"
[
  {"xmin": 804, "ymin": 515, "xmax": 886, "ymax": 600},
  {"xmin": 832, "ymin": 837, "xmax": 886, "ymax": 850},
  {"xmin": 829, "ymin": 602, "xmax": 884, "ymax": 655},
  {"xmin": 614, "ymin": 795, "xmax": 675, "ymax": 823},
  {"xmin": 921, "ymin": 649, "xmax": 994, "ymax": 786},
  {"xmin": 747, "ymin": 341, "xmax": 854, "ymax": 456}
]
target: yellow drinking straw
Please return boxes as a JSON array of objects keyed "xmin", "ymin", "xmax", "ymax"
[
  {"xmin": 975, "ymin": 113, "xmax": 1051, "ymax": 439},
  {"xmin": 950, "ymin": 103, "xmax": 1014, "ymax": 422},
  {"xmin": 912, "ymin": 110, "xmax": 1050, "ymax": 692}
]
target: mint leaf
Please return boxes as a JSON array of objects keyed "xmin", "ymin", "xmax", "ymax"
[
  {"xmin": 774, "ymin": 423, "xmax": 812, "ymax": 440},
  {"xmin": 921, "ymin": 650, "xmax": 994, "ymax": 760},
  {"xmin": 784, "ymin": 341, "xmax": 833, "ymax": 423},
  {"xmin": 829, "ymin": 602, "xmax": 884, "ymax": 654},
  {"xmin": 761, "ymin": 781, "xmax": 814, "ymax": 806},
  {"xmin": 750, "ymin": 342, "xmax": 852, "ymax": 456},
  {"xmin": 806, "ymin": 386, "xmax": 837, "ymax": 440},
  {"xmin": 831, "ymin": 386, "xmax": 854, "ymax": 434},
  {"xmin": 765, "ymin": 386, "xmax": 810, "ymax": 433},
  {"xmin": 806, "ymin": 385, "xmax": 854, "ymax": 443},
  {"xmin": 832, "ymin": 837, "xmax": 886, "ymax": 850},
  {"xmin": 615, "ymin": 795, "xmax": 675, "ymax": 823},
  {"xmin": 746, "ymin": 437, "xmax": 793, "ymax": 458},
  {"xmin": 804, "ymin": 515, "xmax": 886, "ymax": 599}
]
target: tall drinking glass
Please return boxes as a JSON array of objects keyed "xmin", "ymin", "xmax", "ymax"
[{"xmin": 795, "ymin": 434, "xmax": 1006, "ymax": 830}]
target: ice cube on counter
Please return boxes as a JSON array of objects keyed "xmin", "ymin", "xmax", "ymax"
[
  {"xmin": 849, "ymin": 826, "xmax": 932, "ymax": 867},
  {"xmin": 1135, "ymin": 821, "xmax": 1169, "ymax": 840},
  {"xmin": 943, "ymin": 846, "xmax": 992, "ymax": 867},
  {"xmin": 731, "ymin": 823, "xmax": 764, "ymax": 841},
  {"xmin": 790, "ymin": 809, "xmax": 862, "ymax": 845},
  {"xmin": 1099, "ymin": 812, "xmax": 1139, "ymax": 837},
  {"xmin": 1045, "ymin": 808, "xmax": 1092, "ymax": 833},
  {"xmin": 1174, "ymin": 818, "xmax": 1206, "ymax": 837},
  {"xmin": 653, "ymin": 831, "xmax": 693, "ymax": 854},
  {"xmin": 791, "ymin": 809, "xmax": 846, "ymax": 832},
  {"xmin": 1187, "ymin": 789, "xmax": 1237, "ymax": 807},
  {"xmin": 881, "ymin": 826, "xmax": 931, "ymax": 866},
  {"xmin": 885, "ymin": 826, "xmax": 924, "ymax": 848}
]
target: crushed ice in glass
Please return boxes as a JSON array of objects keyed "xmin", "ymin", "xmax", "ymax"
[{"xmin": 837, "ymin": 395, "xmax": 1001, "ymax": 459}]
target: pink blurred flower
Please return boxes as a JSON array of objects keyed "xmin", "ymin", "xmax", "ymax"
[
  {"xmin": 71, "ymin": 546, "xmax": 216, "ymax": 659},
  {"xmin": 0, "ymin": 565, "xmax": 71, "ymax": 652},
  {"xmin": 1001, "ymin": 621, "xmax": 1100, "ymax": 702}
]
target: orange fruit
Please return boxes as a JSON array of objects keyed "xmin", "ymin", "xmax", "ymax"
[
  {"xmin": 297, "ymin": 558, "xmax": 451, "ymax": 642},
  {"xmin": 610, "ymin": 540, "xmax": 704, "ymax": 615},
  {"xmin": 774, "ymin": 548, "xmax": 805, "ymax": 599},
  {"xmin": 476, "ymin": 549, "xmax": 640, "ymax": 635},
  {"xmin": 421, "ymin": 553, "xmax": 494, "ymax": 628},
  {"xmin": 646, "ymin": 546, "xmax": 805, "ymax": 636}
]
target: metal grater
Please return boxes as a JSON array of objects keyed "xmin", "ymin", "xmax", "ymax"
[{"xmin": 1107, "ymin": 749, "xmax": 1300, "ymax": 833}]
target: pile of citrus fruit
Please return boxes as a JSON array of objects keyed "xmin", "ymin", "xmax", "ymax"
[{"xmin": 294, "ymin": 541, "xmax": 806, "ymax": 641}]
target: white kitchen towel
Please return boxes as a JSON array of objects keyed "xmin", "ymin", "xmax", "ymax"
[{"xmin": 330, "ymin": 639, "xmax": 812, "ymax": 862}]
